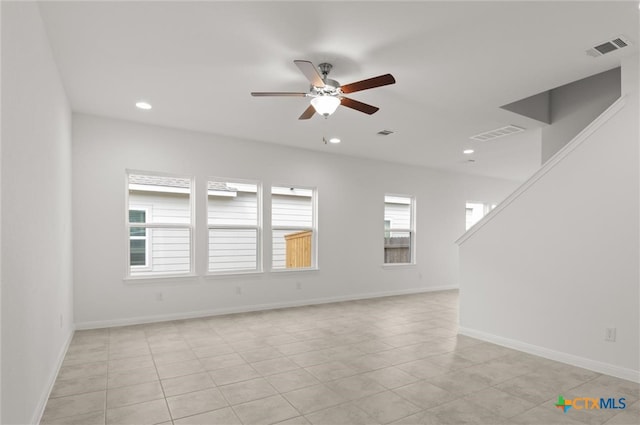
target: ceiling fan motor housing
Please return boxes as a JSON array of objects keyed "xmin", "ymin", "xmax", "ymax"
[
  {"xmin": 312, "ymin": 79, "xmax": 341, "ymax": 96},
  {"xmin": 310, "ymin": 63, "xmax": 340, "ymax": 97}
]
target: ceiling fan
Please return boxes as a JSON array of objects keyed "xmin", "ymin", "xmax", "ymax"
[{"xmin": 251, "ymin": 60, "xmax": 396, "ymax": 120}]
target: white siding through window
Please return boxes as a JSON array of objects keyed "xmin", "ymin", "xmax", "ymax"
[
  {"xmin": 137, "ymin": 193, "xmax": 190, "ymax": 224},
  {"xmin": 208, "ymin": 186, "xmax": 260, "ymax": 273},
  {"xmin": 128, "ymin": 183, "xmax": 192, "ymax": 276},
  {"xmin": 208, "ymin": 191, "xmax": 257, "ymax": 226},
  {"xmin": 209, "ymin": 229, "xmax": 257, "ymax": 271},
  {"xmin": 272, "ymin": 195, "xmax": 313, "ymax": 227},
  {"xmin": 271, "ymin": 188, "xmax": 314, "ymax": 269},
  {"xmin": 148, "ymin": 228, "xmax": 190, "ymax": 272},
  {"xmin": 384, "ymin": 201, "xmax": 411, "ymax": 234}
]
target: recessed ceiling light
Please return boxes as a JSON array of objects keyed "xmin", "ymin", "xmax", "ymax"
[
  {"xmin": 329, "ymin": 138, "xmax": 341, "ymax": 144},
  {"xmin": 135, "ymin": 101, "xmax": 152, "ymax": 110},
  {"xmin": 463, "ymin": 149, "xmax": 474, "ymax": 154}
]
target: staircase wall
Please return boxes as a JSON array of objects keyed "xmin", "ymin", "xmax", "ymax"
[{"xmin": 457, "ymin": 55, "xmax": 639, "ymax": 382}]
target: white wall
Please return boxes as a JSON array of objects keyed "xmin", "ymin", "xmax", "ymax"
[
  {"xmin": 541, "ymin": 67, "xmax": 620, "ymax": 163},
  {"xmin": 1, "ymin": 2, "xmax": 74, "ymax": 424},
  {"xmin": 72, "ymin": 113, "xmax": 518, "ymax": 328},
  {"xmin": 458, "ymin": 55, "xmax": 639, "ymax": 382}
]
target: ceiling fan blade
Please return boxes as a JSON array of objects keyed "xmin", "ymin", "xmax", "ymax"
[
  {"xmin": 298, "ymin": 105, "xmax": 316, "ymax": 120},
  {"xmin": 294, "ymin": 60, "xmax": 325, "ymax": 88},
  {"xmin": 340, "ymin": 97, "xmax": 380, "ymax": 115},
  {"xmin": 340, "ymin": 74, "xmax": 396, "ymax": 94},
  {"xmin": 251, "ymin": 92, "xmax": 307, "ymax": 97}
]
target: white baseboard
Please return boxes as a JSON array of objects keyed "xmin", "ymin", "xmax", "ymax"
[
  {"xmin": 33, "ymin": 326, "xmax": 76, "ymax": 425},
  {"xmin": 75, "ymin": 285, "xmax": 458, "ymax": 330},
  {"xmin": 459, "ymin": 326, "xmax": 640, "ymax": 383}
]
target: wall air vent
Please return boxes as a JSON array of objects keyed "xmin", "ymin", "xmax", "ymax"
[
  {"xmin": 586, "ymin": 36, "xmax": 631, "ymax": 57},
  {"xmin": 470, "ymin": 125, "xmax": 524, "ymax": 142},
  {"xmin": 377, "ymin": 129, "xmax": 394, "ymax": 136}
]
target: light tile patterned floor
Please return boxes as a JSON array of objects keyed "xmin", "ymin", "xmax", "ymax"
[{"xmin": 41, "ymin": 290, "xmax": 639, "ymax": 424}]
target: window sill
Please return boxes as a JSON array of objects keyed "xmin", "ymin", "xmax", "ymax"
[
  {"xmin": 205, "ymin": 271, "xmax": 264, "ymax": 279},
  {"xmin": 381, "ymin": 263, "xmax": 416, "ymax": 269},
  {"xmin": 270, "ymin": 267, "xmax": 319, "ymax": 274},
  {"xmin": 123, "ymin": 273, "xmax": 198, "ymax": 284}
]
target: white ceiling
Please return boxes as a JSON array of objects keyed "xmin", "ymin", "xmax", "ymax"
[{"xmin": 38, "ymin": 1, "xmax": 638, "ymax": 181}]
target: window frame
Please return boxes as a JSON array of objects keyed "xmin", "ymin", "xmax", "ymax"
[
  {"xmin": 124, "ymin": 170, "xmax": 195, "ymax": 280},
  {"xmin": 206, "ymin": 177, "xmax": 263, "ymax": 275},
  {"xmin": 383, "ymin": 194, "xmax": 416, "ymax": 266},
  {"xmin": 271, "ymin": 184, "xmax": 318, "ymax": 272}
]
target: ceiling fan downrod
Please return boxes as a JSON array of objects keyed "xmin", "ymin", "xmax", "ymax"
[{"xmin": 318, "ymin": 63, "xmax": 333, "ymax": 80}]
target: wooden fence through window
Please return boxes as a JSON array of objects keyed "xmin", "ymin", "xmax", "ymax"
[
  {"xmin": 384, "ymin": 236, "xmax": 411, "ymax": 263},
  {"xmin": 285, "ymin": 230, "xmax": 312, "ymax": 268}
]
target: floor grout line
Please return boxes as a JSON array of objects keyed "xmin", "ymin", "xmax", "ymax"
[{"xmin": 40, "ymin": 291, "xmax": 636, "ymax": 425}]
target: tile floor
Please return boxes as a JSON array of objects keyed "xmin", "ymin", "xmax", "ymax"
[{"xmin": 41, "ymin": 290, "xmax": 639, "ymax": 425}]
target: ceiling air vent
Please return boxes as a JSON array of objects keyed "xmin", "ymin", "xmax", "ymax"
[
  {"xmin": 586, "ymin": 36, "xmax": 631, "ymax": 57},
  {"xmin": 377, "ymin": 129, "xmax": 394, "ymax": 136},
  {"xmin": 470, "ymin": 125, "xmax": 524, "ymax": 142}
]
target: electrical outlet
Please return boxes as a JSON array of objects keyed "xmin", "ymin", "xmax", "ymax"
[
  {"xmin": 605, "ymin": 327, "xmax": 617, "ymax": 342},
  {"xmin": 296, "ymin": 282, "xmax": 302, "ymax": 290},
  {"xmin": 236, "ymin": 286, "xmax": 242, "ymax": 295},
  {"xmin": 156, "ymin": 292, "xmax": 164, "ymax": 301}
]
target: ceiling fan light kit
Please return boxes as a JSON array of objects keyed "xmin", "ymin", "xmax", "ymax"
[
  {"xmin": 251, "ymin": 60, "xmax": 396, "ymax": 120},
  {"xmin": 311, "ymin": 96, "xmax": 340, "ymax": 117}
]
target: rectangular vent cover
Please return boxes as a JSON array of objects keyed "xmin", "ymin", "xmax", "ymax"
[
  {"xmin": 612, "ymin": 37, "xmax": 628, "ymax": 48},
  {"xmin": 587, "ymin": 35, "xmax": 631, "ymax": 57},
  {"xmin": 470, "ymin": 125, "xmax": 524, "ymax": 142}
]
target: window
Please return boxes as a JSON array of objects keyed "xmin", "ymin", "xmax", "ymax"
[
  {"xmin": 129, "ymin": 208, "xmax": 149, "ymax": 268},
  {"xmin": 384, "ymin": 195, "xmax": 415, "ymax": 264},
  {"xmin": 465, "ymin": 202, "xmax": 497, "ymax": 230},
  {"xmin": 208, "ymin": 179, "xmax": 261, "ymax": 273},
  {"xmin": 127, "ymin": 172, "xmax": 193, "ymax": 277},
  {"xmin": 271, "ymin": 186, "xmax": 316, "ymax": 270}
]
